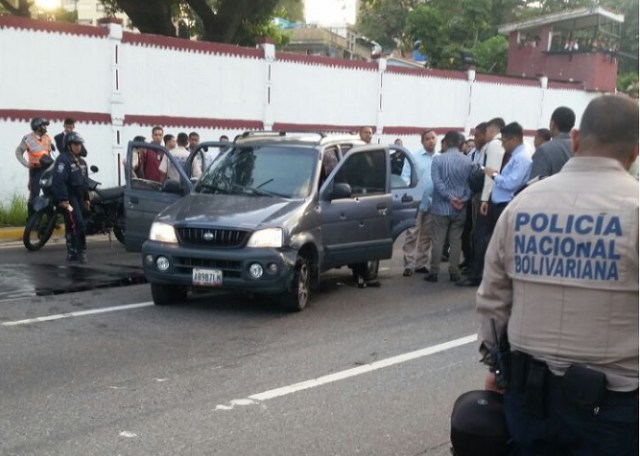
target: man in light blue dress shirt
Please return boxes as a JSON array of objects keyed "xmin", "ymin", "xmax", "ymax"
[
  {"xmin": 483, "ymin": 122, "xmax": 532, "ymax": 225},
  {"xmin": 400, "ymin": 129, "xmax": 438, "ymax": 276}
]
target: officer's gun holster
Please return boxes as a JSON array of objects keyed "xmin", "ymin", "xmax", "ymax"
[
  {"xmin": 561, "ymin": 364, "xmax": 606, "ymax": 415},
  {"xmin": 509, "ymin": 352, "xmax": 607, "ymax": 419},
  {"xmin": 509, "ymin": 351, "xmax": 548, "ymax": 419}
]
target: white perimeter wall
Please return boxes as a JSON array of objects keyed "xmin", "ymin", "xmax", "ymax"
[{"xmin": 0, "ymin": 17, "xmax": 598, "ymax": 204}]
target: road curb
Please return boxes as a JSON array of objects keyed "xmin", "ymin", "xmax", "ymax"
[{"xmin": 0, "ymin": 226, "xmax": 65, "ymax": 242}]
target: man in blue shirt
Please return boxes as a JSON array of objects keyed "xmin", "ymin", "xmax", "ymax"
[
  {"xmin": 426, "ymin": 131, "xmax": 474, "ymax": 283},
  {"xmin": 400, "ymin": 129, "xmax": 438, "ymax": 276},
  {"xmin": 482, "ymin": 122, "xmax": 532, "ymax": 225}
]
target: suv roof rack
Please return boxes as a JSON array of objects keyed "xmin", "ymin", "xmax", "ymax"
[{"xmin": 240, "ymin": 130, "xmax": 328, "ymax": 139}]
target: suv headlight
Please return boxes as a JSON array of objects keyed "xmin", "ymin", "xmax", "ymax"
[
  {"xmin": 149, "ymin": 222, "xmax": 178, "ymax": 243},
  {"xmin": 247, "ymin": 228, "xmax": 283, "ymax": 248}
]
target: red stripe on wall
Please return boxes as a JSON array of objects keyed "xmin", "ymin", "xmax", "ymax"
[
  {"xmin": 272, "ymin": 123, "xmax": 365, "ymax": 133},
  {"xmin": 382, "ymin": 126, "xmax": 461, "ymax": 135},
  {"xmin": 475, "ymin": 73, "xmax": 541, "ymax": 87},
  {"xmin": 276, "ymin": 52, "xmax": 378, "ymax": 71},
  {"xmin": 385, "ymin": 66, "xmax": 467, "ymax": 81},
  {"xmin": 123, "ymin": 115, "xmax": 263, "ymax": 130},
  {"xmin": 121, "ymin": 32, "xmax": 264, "ymax": 58},
  {"xmin": 0, "ymin": 15, "xmax": 108, "ymax": 37},
  {"xmin": 0, "ymin": 109, "xmax": 111, "ymax": 124}
]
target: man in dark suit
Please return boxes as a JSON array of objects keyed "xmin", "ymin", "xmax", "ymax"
[
  {"xmin": 55, "ymin": 118, "xmax": 88, "ymax": 157},
  {"xmin": 529, "ymin": 107, "xmax": 575, "ymax": 179}
]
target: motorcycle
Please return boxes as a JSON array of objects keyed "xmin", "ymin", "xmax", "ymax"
[{"xmin": 23, "ymin": 155, "xmax": 126, "ymax": 251}]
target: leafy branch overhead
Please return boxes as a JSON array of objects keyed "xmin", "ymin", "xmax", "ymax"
[
  {"xmin": 0, "ymin": 0, "xmax": 301, "ymax": 46},
  {"xmin": 357, "ymin": 0, "xmax": 638, "ymax": 75},
  {"xmin": 99, "ymin": 0, "xmax": 301, "ymax": 45}
]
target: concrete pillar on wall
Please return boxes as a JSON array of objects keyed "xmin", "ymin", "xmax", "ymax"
[
  {"xmin": 99, "ymin": 18, "xmax": 125, "ymax": 185},
  {"xmin": 258, "ymin": 39, "xmax": 276, "ymax": 132},
  {"xmin": 464, "ymin": 68, "xmax": 476, "ymax": 135},
  {"xmin": 538, "ymin": 75, "xmax": 548, "ymax": 127},
  {"xmin": 376, "ymin": 58, "xmax": 387, "ymax": 142}
]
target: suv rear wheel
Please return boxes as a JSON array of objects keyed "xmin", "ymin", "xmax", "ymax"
[
  {"xmin": 151, "ymin": 283, "xmax": 187, "ymax": 306},
  {"xmin": 281, "ymin": 254, "xmax": 310, "ymax": 312}
]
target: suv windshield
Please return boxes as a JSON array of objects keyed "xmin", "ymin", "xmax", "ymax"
[{"xmin": 194, "ymin": 145, "xmax": 317, "ymax": 198}]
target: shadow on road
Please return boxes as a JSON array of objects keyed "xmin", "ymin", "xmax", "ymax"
[{"xmin": 0, "ymin": 263, "xmax": 147, "ymax": 300}]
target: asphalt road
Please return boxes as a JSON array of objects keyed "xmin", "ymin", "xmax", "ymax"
[{"xmin": 0, "ymin": 240, "xmax": 484, "ymax": 456}]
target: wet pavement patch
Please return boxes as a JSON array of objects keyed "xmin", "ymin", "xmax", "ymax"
[{"xmin": 0, "ymin": 263, "xmax": 147, "ymax": 300}]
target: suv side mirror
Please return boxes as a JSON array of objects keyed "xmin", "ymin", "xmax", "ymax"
[
  {"xmin": 331, "ymin": 182, "xmax": 352, "ymax": 199},
  {"xmin": 162, "ymin": 179, "xmax": 183, "ymax": 195}
]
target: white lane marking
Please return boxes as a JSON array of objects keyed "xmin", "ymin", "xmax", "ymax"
[
  {"xmin": 119, "ymin": 431, "xmax": 137, "ymax": 438},
  {"xmin": 1, "ymin": 302, "xmax": 154, "ymax": 327},
  {"xmin": 214, "ymin": 334, "xmax": 477, "ymax": 411}
]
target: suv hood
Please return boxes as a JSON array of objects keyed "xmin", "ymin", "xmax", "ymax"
[{"xmin": 157, "ymin": 193, "xmax": 305, "ymax": 229}]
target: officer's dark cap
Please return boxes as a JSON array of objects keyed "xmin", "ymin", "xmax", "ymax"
[{"xmin": 450, "ymin": 390, "xmax": 509, "ymax": 456}]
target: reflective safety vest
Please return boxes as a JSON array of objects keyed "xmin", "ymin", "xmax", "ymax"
[{"xmin": 24, "ymin": 133, "xmax": 53, "ymax": 168}]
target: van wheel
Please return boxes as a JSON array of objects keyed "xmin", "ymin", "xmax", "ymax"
[
  {"xmin": 151, "ymin": 283, "xmax": 187, "ymax": 306},
  {"xmin": 281, "ymin": 255, "xmax": 310, "ymax": 312}
]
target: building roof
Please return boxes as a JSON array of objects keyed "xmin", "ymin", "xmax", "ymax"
[{"xmin": 498, "ymin": 6, "xmax": 624, "ymax": 34}]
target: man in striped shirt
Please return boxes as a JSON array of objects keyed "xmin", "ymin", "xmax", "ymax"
[{"xmin": 425, "ymin": 131, "xmax": 474, "ymax": 283}]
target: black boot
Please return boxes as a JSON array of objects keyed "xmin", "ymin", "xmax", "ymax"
[
  {"xmin": 78, "ymin": 250, "xmax": 87, "ymax": 264},
  {"xmin": 66, "ymin": 248, "xmax": 79, "ymax": 262}
]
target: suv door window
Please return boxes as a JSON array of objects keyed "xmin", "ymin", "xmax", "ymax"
[
  {"xmin": 185, "ymin": 141, "xmax": 231, "ymax": 181},
  {"xmin": 333, "ymin": 148, "xmax": 386, "ymax": 195},
  {"xmin": 124, "ymin": 142, "xmax": 191, "ymax": 251}
]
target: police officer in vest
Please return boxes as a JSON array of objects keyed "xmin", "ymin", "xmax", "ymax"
[
  {"xmin": 476, "ymin": 95, "xmax": 638, "ymax": 455},
  {"xmin": 52, "ymin": 132, "xmax": 91, "ymax": 264},
  {"xmin": 15, "ymin": 117, "xmax": 55, "ymax": 218}
]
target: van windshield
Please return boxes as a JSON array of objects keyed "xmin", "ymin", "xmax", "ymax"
[{"xmin": 194, "ymin": 146, "xmax": 317, "ymax": 198}]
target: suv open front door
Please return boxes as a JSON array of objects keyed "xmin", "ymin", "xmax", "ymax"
[
  {"xmin": 319, "ymin": 146, "xmax": 393, "ymax": 269},
  {"xmin": 123, "ymin": 141, "xmax": 233, "ymax": 251}
]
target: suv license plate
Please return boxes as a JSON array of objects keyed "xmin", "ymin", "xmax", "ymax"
[{"xmin": 192, "ymin": 268, "xmax": 223, "ymax": 287}]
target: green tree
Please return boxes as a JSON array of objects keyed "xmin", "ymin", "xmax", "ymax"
[
  {"xmin": 356, "ymin": 0, "xmax": 418, "ymax": 52},
  {"xmin": 405, "ymin": 0, "xmax": 497, "ymax": 69},
  {"xmin": 0, "ymin": 0, "xmax": 31, "ymax": 17},
  {"xmin": 0, "ymin": 0, "xmax": 299, "ymax": 45},
  {"xmin": 472, "ymin": 35, "xmax": 508, "ymax": 73},
  {"xmin": 601, "ymin": 0, "xmax": 638, "ymax": 74}
]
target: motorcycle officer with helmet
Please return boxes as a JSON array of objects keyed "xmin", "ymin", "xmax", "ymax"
[
  {"xmin": 51, "ymin": 132, "xmax": 91, "ymax": 263},
  {"xmin": 15, "ymin": 117, "xmax": 55, "ymax": 219}
]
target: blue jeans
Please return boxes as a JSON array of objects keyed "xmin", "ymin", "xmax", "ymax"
[{"xmin": 504, "ymin": 373, "xmax": 638, "ymax": 455}]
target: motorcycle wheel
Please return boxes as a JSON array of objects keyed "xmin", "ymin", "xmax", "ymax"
[
  {"xmin": 23, "ymin": 208, "xmax": 57, "ymax": 251},
  {"xmin": 113, "ymin": 214, "xmax": 126, "ymax": 245}
]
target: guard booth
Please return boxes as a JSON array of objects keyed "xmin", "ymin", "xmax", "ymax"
[{"xmin": 498, "ymin": 6, "xmax": 624, "ymax": 92}]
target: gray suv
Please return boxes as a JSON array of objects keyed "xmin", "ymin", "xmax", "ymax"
[{"xmin": 123, "ymin": 132, "xmax": 421, "ymax": 311}]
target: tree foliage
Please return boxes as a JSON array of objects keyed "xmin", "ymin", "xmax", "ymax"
[
  {"xmin": 0, "ymin": 0, "xmax": 32, "ymax": 16},
  {"xmin": 356, "ymin": 0, "xmax": 418, "ymax": 51},
  {"xmin": 0, "ymin": 0, "xmax": 300, "ymax": 46},
  {"xmin": 357, "ymin": 0, "xmax": 638, "ymax": 76}
]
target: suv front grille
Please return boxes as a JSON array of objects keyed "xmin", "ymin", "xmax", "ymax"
[{"xmin": 176, "ymin": 227, "xmax": 249, "ymax": 248}]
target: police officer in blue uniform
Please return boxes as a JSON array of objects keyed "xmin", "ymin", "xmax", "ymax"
[{"xmin": 52, "ymin": 132, "xmax": 90, "ymax": 263}]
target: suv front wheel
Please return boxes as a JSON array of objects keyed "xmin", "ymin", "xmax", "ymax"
[{"xmin": 281, "ymin": 254, "xmax": 310, "ymax": 312}]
